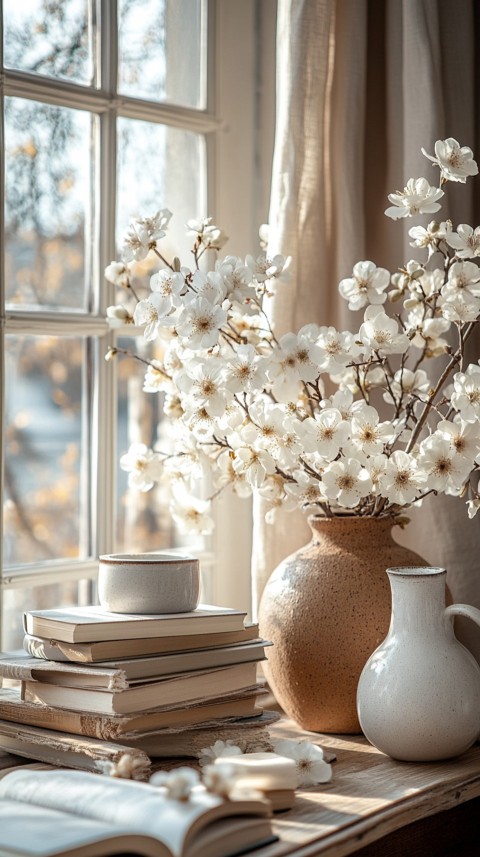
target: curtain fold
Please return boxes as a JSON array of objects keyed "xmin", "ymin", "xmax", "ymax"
[{"xmin": 254, "ymin": 0, "xmax": 480, "ymax": 658}]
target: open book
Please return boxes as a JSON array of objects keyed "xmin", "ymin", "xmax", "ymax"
[{"xmin": 0, "ymin": 768, "xmax": 276, "ymax": 857}]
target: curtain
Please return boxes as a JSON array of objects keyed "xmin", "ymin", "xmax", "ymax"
[{"xmin": 253, "ymin": 0, "xmax": 480, "ymax": 658}]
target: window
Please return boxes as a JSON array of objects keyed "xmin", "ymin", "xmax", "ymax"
[{"xmin": 0, "ymin": 0, "xmax": 276, "ymax": 648}]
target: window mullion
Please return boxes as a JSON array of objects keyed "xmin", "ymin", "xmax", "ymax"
[
  {"xmin": 0, "ymin": 51, "xmax": 5, "ymax": 631},
  {"xmin": 93, "ymin": 0, "xmax": 118, "ymax": 560}
]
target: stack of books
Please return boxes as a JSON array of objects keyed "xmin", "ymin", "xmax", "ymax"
[{"xmin": 0, "ymin": 603, "xmax": 276, "ymax": 776}]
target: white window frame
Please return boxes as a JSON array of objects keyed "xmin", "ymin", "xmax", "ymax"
[{"xmin": 0, "ymin": 0, "xmax": 277, "ymax": 636}]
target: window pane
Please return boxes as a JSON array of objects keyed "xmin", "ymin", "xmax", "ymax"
[
  {"xmin": 3, "ymin": 0, "xmax": 94, "ymax": 85},
  {"xmin": 116, "ymin": 117, "xmax": 206, "ymax": 296},
  {"xmin": 2, "ymin": 581, "xmax": 89, "ymax": 651},
  {"xmin": 115, "ymin": 335, "xmax": 177, "ymax": 553},
  {"xmin": 4, "ymin": 335, "xmax": 90, "ymax": 567},
  {"xmin": 5, "ymin": 98, "xmax": 94, "ymax": 311},
  {"xmin": 118, "ymin": 0, "xmax": 205, "ymax": 109}
]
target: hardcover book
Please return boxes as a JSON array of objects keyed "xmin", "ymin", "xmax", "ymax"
[
  {"xmin": 23, "ymin": 605, "xmax": 247, "ymax": 644},
  {"xmin": 21, "ymin": 662, "xmax": 260, "ymax": 714},
  {"xmin": 0, "ymin": 687, "xmax": 266, "ymax": 740},
  {"xmin": 23, "ymin": 624, "xmax": 260, "ymax": 663},
  {"xmin": 0, "ymin": 713, "xmax": 278, "ymax": 771},
  {"xmin": 1, "ymin": 641, "xmax": 269, "ymax": 687},
  {"xmin": 0, "ymin": 768, "xmax": 276, "ymax": 857}
]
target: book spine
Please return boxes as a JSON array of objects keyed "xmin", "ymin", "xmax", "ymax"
[
  {"xmin": 0, "ymin": 697, "xmax": 125, "ymax": 740},
  {"xmin": 0, "ymin": 719, "xmax": 152, "ymax": 778},
  {"xmin": 0, "ymin": 663, "xmax": 36, "ymax": 681}
]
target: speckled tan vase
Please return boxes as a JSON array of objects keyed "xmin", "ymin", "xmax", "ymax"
[{"xmin": 258, "ymin": 515, "xmax": 428, "ymax": 733}]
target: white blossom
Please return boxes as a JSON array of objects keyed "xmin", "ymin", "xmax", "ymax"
[
  {"xmin": 191, "ymin": 269, "xmax": 227, "ymax": 304},
  {"xmin": 232, "ymin": 445, "xmax": 276, "ymax": 488},
  {"xmin": 408, "ymin": 315, "xmax": 451, "ymax": 356},
  {"xmin": 242, "ymin": 400, "xmax": 285, "ymax": 454},
  {"xmin": 422, "ymin": 138, "xmax": 478, "ymax": 183},
  {"xmin": 150, "ymin": 269, "xmax": 185, "ymax": 313},
  {"xmin": 258, "ymin": 223, "xmax": 269, "ymax": 249},
  {"xmin": 383, "ymin": 368, "xmax": 430, "ymax": 405},
  {"xmin": 377, "ymin": 451, "xmax": 423, "ymax": 505},
  {"xmin": 224, "ymin": 345, "xmax": 267, "ymax": 394},
  {"xmin": 216, "ymin": 450, "xmax": 253, "ymax": 498},
  {"xmin": 202, "ymin": 763, "xmax": 239, "ymax": 799},
  {"xmin": 444, "ymin": 261, "xmax": 480, "ymax": 296},
  {"xmin": 339, "ymin": 261, "xmax": 390, "ymax": 311},
  {"xmin": 119, "ymin": 443, "xmax": 163, "ymax": 491},
  {"xmin": 106, "ymin": 305, "xmax": 134, "ymax": 327},
  {"xmin": 176, "ymin": 296, "xmax": 227, "ymax": 350},
  {"xmin": 321, "ymin": 459, "xmax": 372, "ymax": 508},
  {"xmin": 186, "ymin": 217, "xmax": 228, "ymax": 250},
  {"xmin": 216, "ymin": 256, "xmax": 256, "ymax": 307},
  {"xmin": 321, "ymin": 389, "xmax": 355, "ymax": 420},
  {"xmin": 171, "ymin": 488, "xmax": 214, "ymax": 535},
  {"xmin": 390, "ymin": 259, "xmax": 425, "ymax": 298},
  {"xmin": 365, "ymin": 453, "xmax": 388, "ymax": 493},
  {"xmin": 96, "ymin": 754, "xmax": 147, "ymax": 781},
  {"xmin": 408, "ymin": 221, "xmax": 451, "ymax": 258},
  {"xmin": 177, "ymin": 359, "xmax": 230, "ymax": 418},
  {"xmin": 272, "ymin": 739, "xmax": 332, "ymax": 787},
  {"xmin": 385, "ymin": 178, "xmax": 444, "ymax": 220},
  {"xmin": 451, "ymin": 364, "xmax": 480, "ymax": 422},
  {"xmin": 150, "ymin": 767, "xmax": 199, "ymax": 800},
  {"xmin": 104, "ymin": 261, "xmax": 130, "ymax": 287},
  {"xmin": 300, "ymin": 409, "xmax": 350, "ymax": 459},
  {"xmin": 351, "ymin": 404, "xmax": 395, "ymax": 456},
  {"xmin": 440, "ymin": 262, "xmax": 480, "ymax": 321},
  {"xmin": 245, "ymin": 252, "xmax": 290, "ymax": 286},
  {"xmin": 316, "ymin": 327, "xmax": 359, "ymax": 375},
  {"xmin": 122, "ymin": 221, "xmax": 151, "ymax": 262},
  {"xmin": 143, "ymin": 360, "xmax": 171, "ymax": 393},
  {"xmin": 446, "ymin": 224, "xmax": 480, "ymax": 258},
  {"xmin": 271, "ymin": 415, "xmax": 304, "ymax": 469},
  {"xmin": 267, "ymin": 330, "xmax": 323, "ymax": 401},
  {"xmin": 440, "ymin": 290, "xmax": 480, "ymax": 323},
  {"xmin": 137, "ymin": 209, "xmax": 172, "ymax": 241},
  {"xmin": 198, "ymin": 741, "xmax": 244, "ymax": 768},
  {"xmin": 467, "ymin": 499, "xmax": 480, "ymax": 519},
  {"xmin": 133, "ymin": 294, "xmax": 171, "ymax": 341},
  {"xmin": 418, "ymin": 434, "xmax": 471, "ymax": 493},
  {"xmin": 436, "ymin": 418, "xmax": 480, "ymax": 463},
  {"xmin": 284, "ymin": 472, "xmax": 325, "ymax": 508},
  {"xmin": 358, "ymin": 306, "xmax": 409, "ymax": 355}
]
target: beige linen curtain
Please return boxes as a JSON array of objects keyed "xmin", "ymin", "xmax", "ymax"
[{"xmin": 253, "ymin": 0, "xmax": 480, "ymax": 658}]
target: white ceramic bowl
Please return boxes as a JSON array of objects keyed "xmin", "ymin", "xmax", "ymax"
[{"xmin": 98, "ymin": 553, "xmax": 200, "ymax": 614}]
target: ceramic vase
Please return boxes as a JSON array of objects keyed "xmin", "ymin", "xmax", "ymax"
[
  {"xmin": 258, "ymin": 515, "xmax": 427, "ymax": 733},
  {"xmin": 357, "ymin": 566, "xmax": 480, "ymax": 761}
]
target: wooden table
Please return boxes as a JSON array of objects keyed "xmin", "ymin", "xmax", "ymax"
[
  {"xmin": 263, "ymin": 719, "xmax": 480, "ymax": 857},
  {"xmin": 1, "ymin": 717, "xmax": 479, "ymax": 857}
]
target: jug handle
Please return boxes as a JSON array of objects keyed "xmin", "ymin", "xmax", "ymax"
[{"xmin": 444, "ymin": 603, "xmax": 480, "ymax": 629}]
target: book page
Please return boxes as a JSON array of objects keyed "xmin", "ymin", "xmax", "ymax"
[
  {"xmin": 0, "ymin": 769, "xmax": 261, "ymax": 857},
  {"xmin": 0, "ymin": 802, "xmax": 162, "ymax": 857}
]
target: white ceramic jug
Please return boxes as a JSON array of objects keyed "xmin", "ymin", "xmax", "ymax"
[{"xmin": 357, "ymin": 566, "xmax": 480, "ymax": 761}]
